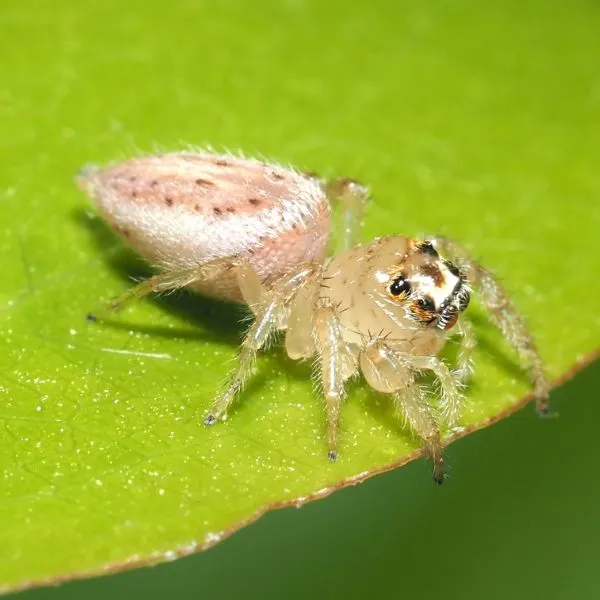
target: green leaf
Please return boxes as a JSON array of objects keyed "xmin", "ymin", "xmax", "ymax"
[{"xmin": 0, "ymin": 0, "xmax": 598, "ymax": 593}]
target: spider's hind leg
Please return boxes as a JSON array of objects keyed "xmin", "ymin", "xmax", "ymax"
[
  {"xmin": 86, "ymin": 263, "xmax": 213, "ymax": 322},
  {"xmin": 304, "ymin": 171, "xmax": 370, "ymax": 252},
  {"xmin": 324, "ymin": 178, "xmax": 370, "ymax": 252}
]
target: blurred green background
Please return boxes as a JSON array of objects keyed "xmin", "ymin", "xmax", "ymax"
[{"xmin": 2, "ymin": 0, "xmax": 599, "ymax": 597}]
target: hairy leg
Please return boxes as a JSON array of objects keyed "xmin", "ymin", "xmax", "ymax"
[
  {"xmin": 360, "ymin": 340, "xmax": 446, "ymax": 484},
  {"xmin": 205, "ymin": 264, "xmax": 317, "ymax": 424},
  {"xmin": 407, "ymin": 355, "xmax": 463, "ymax": 426},
  {"xmin": 324, "ymin": 178, "xmax": 370, "ymax": 252},
  {"xmin": 361, "ymin": 339, "xmax": 462, "ymax": 425},
  {"xmin": 455, "ymin": 318, "xmax": 476, "ymax": 384},
  {"xmin": 303, "ymin": 171, "xmax": 370, "ymax": 252},
  {"xmin": 86, "ymin": 263, "xmax": 213, "ymax": 321},
  {"xmin": 88, "ymin": 256, "xmax": 279, "ymax": 321},
  {"xmin": 433, "ymin": 235, "xmax": 550, "ymax": 414},
  {"xmin": 313, "ymin": 303, "xmax": 359, "ymax": 460},
  {"xmin": 394, "ymin": 386, "xmax": 445, "ymax": 485}
]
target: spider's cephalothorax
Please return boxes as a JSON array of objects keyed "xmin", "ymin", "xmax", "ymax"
[{"xmin": 81, "ymin": 151, "xmax": 550, "ymax": 484}]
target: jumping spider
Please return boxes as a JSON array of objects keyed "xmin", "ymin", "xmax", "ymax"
[{"xmin": 79, "ymin": 151, "xmax": 550, "ymax": 483}]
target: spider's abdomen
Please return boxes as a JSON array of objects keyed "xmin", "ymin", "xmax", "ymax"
[{"xmin": 78, "ymin": 152, "xmax": 331, "ymax": 301}]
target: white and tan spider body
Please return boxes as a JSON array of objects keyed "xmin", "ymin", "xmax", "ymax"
[{"xmin": 79, "ymin": 150, "xmax": 549, "ymax": 483}]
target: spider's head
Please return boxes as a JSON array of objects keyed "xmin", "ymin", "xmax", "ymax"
[{"xmin": 384, "ymin": 240, "xmax": 471, "ymax": 330}]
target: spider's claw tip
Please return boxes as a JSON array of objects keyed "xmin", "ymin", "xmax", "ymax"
[
  {"xmin": 86, "ymin": 312, "xmax": 97, "ymax": 323},
  {"xmin": 327, "ymin": 450, "xmax": 338, "ymax": 462},
  {"xmin": 204, "ymin": 414, "xmax": 217, "ymax": 426},
  {"xmin": 433, "ymin": 470, "xmax": 447, "ymax": 486},
  {"xmin": 536, "ymin": 403, "xmax": 557, "ymax": 419}
]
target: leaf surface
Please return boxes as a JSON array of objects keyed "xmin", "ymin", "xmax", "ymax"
[{"xmin": 0, "ymin": 0, "xmax": 598, "ymax": 592}]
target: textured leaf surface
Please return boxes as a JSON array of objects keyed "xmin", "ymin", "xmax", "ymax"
[{"xmin": 0, "ymin": 0, "xmax": 598, "ymax": 592}]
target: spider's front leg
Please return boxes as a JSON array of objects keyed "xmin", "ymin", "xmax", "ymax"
[
  {"xmin": 455, "ymin": 318, "xmax": 476, "ymax": 385},
  {"xmin": 360, "ymin": 340, "xmax": 449, "ymax": 484},
  {"xmin": 433, "ymin": 236, "xmax": 550, "ymax": 415}
]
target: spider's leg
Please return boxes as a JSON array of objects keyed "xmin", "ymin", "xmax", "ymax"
[
  {"xmin": 304, "ymin": 171, "xmax": 370, "ymax": 253},
  {"xmin": 360, "ymin": 340, "xmax": 446, "ymax": 484},
  {"xmin": 313, "ymin": 302, "xmax": 358, "ymax": 460},
  {"xmin": 432, "ymin": 235, "xmax": 550, "ymax": 415},
  {"xmin": 205, "ymin": 263, "xmax": 317, "ymax": 423}
]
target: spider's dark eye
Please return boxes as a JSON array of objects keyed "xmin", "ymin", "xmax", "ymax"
[
  {"xmin": 389, "ymin": 276, "xmax": 411, "ymax": 297},
  {"xmin": 417, "ymin": 241, "xmax": 438, "ymax": 257},
  {"xmin": 417, "ymin": 296, "xmax": 436, "ymax": 312}
]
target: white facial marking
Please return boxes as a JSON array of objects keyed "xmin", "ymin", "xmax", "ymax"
[{"xmin": 412, "ymin": 263, "xmax": 460, "ymax": 310}]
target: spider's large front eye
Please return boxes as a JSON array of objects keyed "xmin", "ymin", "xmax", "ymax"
[{"xmin": 389, "ymin": 276, "xmax": 411, "ymax": 297}]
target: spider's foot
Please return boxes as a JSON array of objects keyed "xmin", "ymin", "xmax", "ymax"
[
  {"xmin": 433, "ymin": 471, "xmax": 447, "ymax": 486},
  {"xmin": 204, "ymin": 414, "xmax": 217, "ymax": 426}
]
